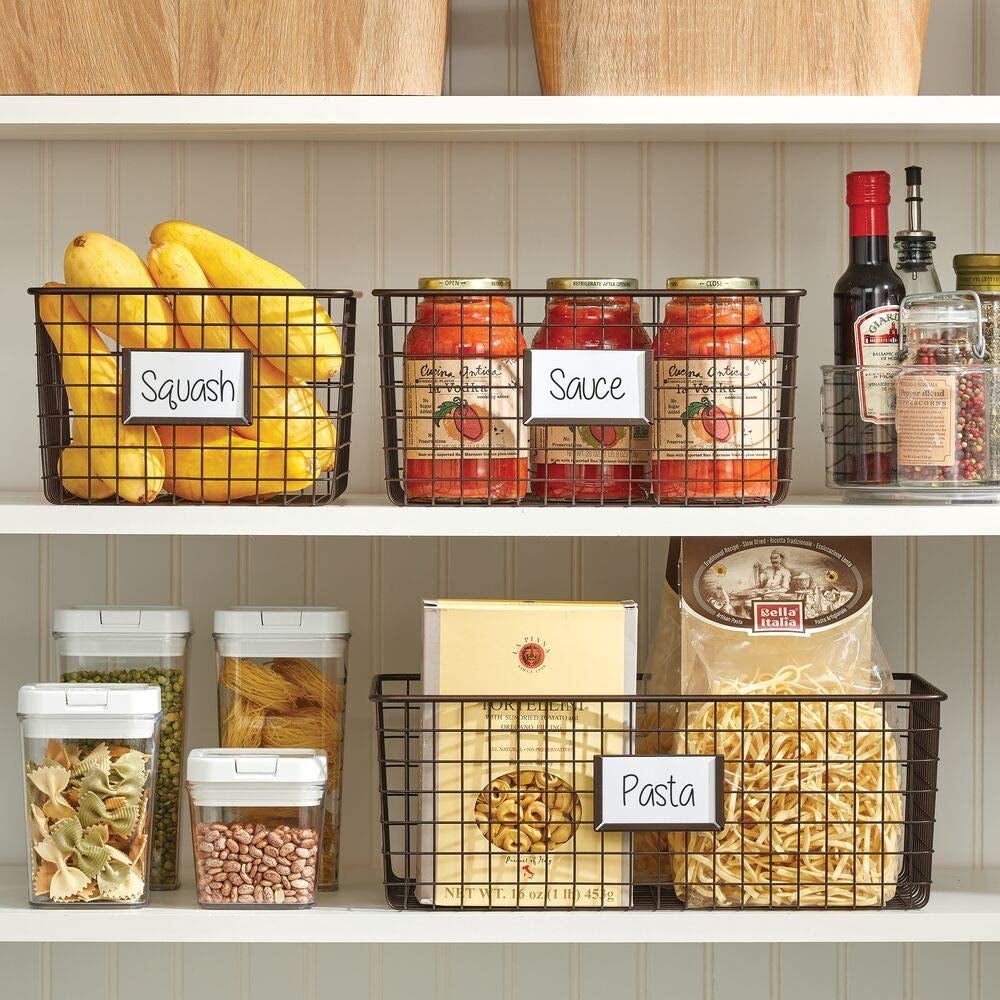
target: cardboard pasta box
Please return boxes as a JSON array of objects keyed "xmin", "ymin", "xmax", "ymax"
[{"xmin": 420, "ymin": 599, "xmax": 637, "ymax": 907}]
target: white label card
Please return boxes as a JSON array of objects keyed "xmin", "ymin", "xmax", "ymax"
[
  {"xmin": 122, "ymin": 349, "xmax": 252, "ymax": 425},
  {"xmin": 523, "ymin": 348, "xmax": 651, "ymax": 425},
  {"xmin": 594, "ymin": 755, "xmax": 724, "ymax": 832}
]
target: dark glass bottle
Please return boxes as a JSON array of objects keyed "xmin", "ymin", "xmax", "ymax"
[{"xmin": 833, "ymin": 170, "xmax": 905, "ymax": 486}]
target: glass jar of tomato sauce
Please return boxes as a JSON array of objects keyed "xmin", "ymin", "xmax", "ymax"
[
  {"xmin": 403, "ymin": 277, "xmax": 527, "ymax": 501},
  {"xmin": 530, "ymin": 277, "xmax": 651, "ymax": 501},
  {"xmin": 652, "ymin": 277, "xmax": 778, "ymax": 501}
]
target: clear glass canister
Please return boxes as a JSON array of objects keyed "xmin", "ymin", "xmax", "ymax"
[
  {"xmin": 187, "ymin": 748, "xmax": 327, "ymax": 908},
  {"xmin": 955, "ymin": 254, "xmax": 1000, "ymax": 481},
  {"xmin": 653, "ymin": 277, "xmax": 778, "ymax": 500},
  {"xmin": 214, "ymin": 607, "xmax": 348, "ymax": 890},
  {"xmin": 54, "ymin": 607, "xmax": 191, "ymax": 891},
  {"xmin": 403, "ymin": 277, "xmax": 528, "ymax": 501},
  {"xmin": 896, "ymin": 291, "xmax": 989, "ymax": 488},
  {"xmin": 18, "ymin": 683, "xmax": 161, "ymax": 907},
  {"xmin": 530, "ymin": 277, "xmax": 651, "ymax": 501}
]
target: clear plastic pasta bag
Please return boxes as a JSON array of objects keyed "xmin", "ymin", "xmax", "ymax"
[{"xmin": 638, "ymin": 537, "xmax": 904, "ymax": 908}]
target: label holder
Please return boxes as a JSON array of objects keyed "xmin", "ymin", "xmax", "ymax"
[
  {"xmin": 593, "ymin": 754, "xmax": 725, "ymax": 832},
  {"xmin": 523, "ymin": 348, "xmax": 652, "ymax": 426},
  {"xmin": 121, "ymin": 348, "xmax": 253, "ymax": 426}
]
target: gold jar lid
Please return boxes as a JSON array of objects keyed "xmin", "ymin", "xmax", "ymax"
[
  {"xmin": 417, "ymin": 277, "xmax": 511, "ymax": 291},
  {"xmin": 666, "ymin": 276, "xmax": 761, "ymax": 290},
  {"xmin": 545, "ymin": 277, "xmax": 639, "ymax": 291},
  {"xmin": 954, "ymin": 254, "xmax": 1000, "ymax": 292}
]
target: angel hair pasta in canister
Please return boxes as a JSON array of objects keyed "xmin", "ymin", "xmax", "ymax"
[{"xmin": 214, "ymin": 608, "xmax": 349, "ymax": 890}]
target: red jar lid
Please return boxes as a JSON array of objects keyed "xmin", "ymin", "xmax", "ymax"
[{"xmin": 846, "ymin": 170, "xmax": 891, "ymax": 206}]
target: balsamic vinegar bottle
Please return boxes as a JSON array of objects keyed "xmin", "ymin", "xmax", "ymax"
[{"xmin": 833, "ymin": 170, "xmax": 905, "ymax": 486}]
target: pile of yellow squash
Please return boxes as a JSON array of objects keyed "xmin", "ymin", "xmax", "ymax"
[{"xmin": 40, "ymin": 222, "xmax": 342, "ymax": 503}]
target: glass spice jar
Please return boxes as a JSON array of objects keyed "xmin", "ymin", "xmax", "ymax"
[
  {"xmin": 895, "ymin": 292, "xmax": 989, "ymax": 488},
  {"xmin": 652, "ymin": 277, "xmax": 778, "ymax": 501},
  {"xmin": 403, "ymin": 277, "xmax": 527, "ymax": 501},
  {"xmin": 954, "ymin": 255, "xmax": 1000, "ymax": 482},
  {"xmin": 530, "ymin": 277, "xmax": 651, "ymax": 501}
]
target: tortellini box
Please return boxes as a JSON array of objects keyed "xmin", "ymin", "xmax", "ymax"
[{"xmin": 419, "ymin": 599, "xmax": 637, "ymax": 908}]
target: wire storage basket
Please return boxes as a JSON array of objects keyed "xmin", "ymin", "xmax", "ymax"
[
  {"xmin": 33, "ymin": 286, "xmax": 355, "ymax": 505},
  {"xmin": 376, "ymin": 287, "xmax": 802, "ymax": 506},
  {"xmin": 372, "ymin": 672, "xmax": 944, "ymax": 911}
]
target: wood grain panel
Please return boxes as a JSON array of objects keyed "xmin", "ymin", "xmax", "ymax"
[
  {"xmin": 0, "ymin": 0, "xmax": 178, "ymax": 94},
  {"xmin": 179, "ymin": 0, "xmax": 447, "ymax": 95},
  {"xmin": 528, "ymin": 0, "xmax": 929, "ymax": 96}
]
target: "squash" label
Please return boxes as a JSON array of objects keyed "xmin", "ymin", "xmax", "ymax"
[{"xmin": 121, "ymin": 349, "xmax": 252, "ymax": 425}]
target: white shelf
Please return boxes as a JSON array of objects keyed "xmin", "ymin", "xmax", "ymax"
[
  {"xmin": 1, "ymin": 95, "xmax": 999, "ymax": 141},
  {"xmin": 0, "ymin": 868, "xmax": 996, "ymax": 944},
  {"xmin": 1, "ymin": 491, "xmax": 998, "ymax": 536}
]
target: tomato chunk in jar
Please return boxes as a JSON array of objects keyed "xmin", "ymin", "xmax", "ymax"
[
  {"xmin": 653, "ymin": 278, "xmax": 778, "ymax": 501},
  {"xmin": 530, "ymin": 278, "xmax": 651, "ymax": 501},
  {"xmin": 403, "ymin": 277, "xmax": 527, "ymax": 501}
]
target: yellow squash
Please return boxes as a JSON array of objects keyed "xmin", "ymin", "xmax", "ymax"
[
  {"xmin": 147, "ymin": 242, "xmax": 336, "ymax": 469},
  {"xmin": 158, "ymin": 425, "xmax": 319, "ymax": 503},
  {"xmin": 149, "ymin": 220, "xmax": 342, "ymax": 382},
  {"xmin": 59, "ymin": 436, "xmax": 114, "ymax": 501},
  {"xmin": 39, "ymin": 284, "xmax": 164, "ymax": 503},
  {"xmin": 64, "ymin": 232, "xmax": 174, "ymax": 349}
]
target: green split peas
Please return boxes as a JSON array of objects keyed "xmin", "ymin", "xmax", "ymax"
[{"xmin": 62, "ymin": 667, "xmax": 185, "ymax": 890}]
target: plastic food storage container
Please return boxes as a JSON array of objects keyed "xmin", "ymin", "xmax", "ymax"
[
  {"xmin": 186, "ymin": 748, "xmax": 327, "ymax": 908},
  {"xmin": 214, "ymin": 607, "xmax": 348, "ymax": 889},
  {"xmin": 54, "ymin": 607, "xmax": 191, "ymax": 891},
  {"xmin": 18, "ymin": 683, "xmax": 161, "ymax": 907}
]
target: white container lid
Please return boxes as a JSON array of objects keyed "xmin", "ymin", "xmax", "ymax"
[
  {"xmin": 18, "ymin": 683, "xmax": 161, "ymax": 739},
  {"xmin": 54, "ymin": 606, "xmax": 192, "ymax": 634},
  {"xmin": 214, "ymin": 607, "xmax": 349, "ymax": 658},
  {"xmin": 54, "ymin": 606, "xmax": 192, "ymax": 659},
  {"xmin": 187, "ymin": 749, "xmax": 328, "ymax": 807},
  {"xmin": 214, "ymin": 607, "xmax": 348, "ymax": 636}
]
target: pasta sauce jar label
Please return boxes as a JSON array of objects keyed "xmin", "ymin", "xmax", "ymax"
[
  {"xmin": 653, "ymin": 358, "xmax": 778, "ymax": 458},
  {"xmin": 680, "ymin": 536, "xmax": 873, "ymax": 636},
  {"xmin": 895, "ymin": 374, "xmax": 957, "ymax": 467},
  {"xmin": 404, "ymin": 358, "xmax": 525, "ymax": 460},
  {"xmin": 853, "ymin": 306, "xmax": 900, "ymax": 424},
  {"xmin": 530, "ymin": 424, "xmax": 650, "ymax": 466}
]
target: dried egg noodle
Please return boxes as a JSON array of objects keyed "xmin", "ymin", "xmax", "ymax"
[
  {"xmin": 665, "ymin": 664, "xmax": 903, "ymax": 907},
  {"xmin": 636, "ymin": 538, "xmax": 903, "ymax": 906}
]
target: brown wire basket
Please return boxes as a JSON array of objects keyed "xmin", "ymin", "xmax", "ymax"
[
  {"xmin": 372, "ymin": 672, "xmax": 944, "ymax": 911},
  {"xmin": 376, "ymin": 288, "xmax": 802, "ymax": 506},
  {"xmin": 33, "ymin": 286, "xmax": 355, "ymax": 505}
]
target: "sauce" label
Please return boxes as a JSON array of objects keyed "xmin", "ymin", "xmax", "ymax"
[
  {"xmin": 853, "ymin": 306, "xmax": 900, "ymax": 424},
  {"xmin": 404, "ymin": 359, "xmax": 524, "ymax": 460},
  {"xmin": 653, "ymin": 358, "xmax": 778, "ymax": 458}
]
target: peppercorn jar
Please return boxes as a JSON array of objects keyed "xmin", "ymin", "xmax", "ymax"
[
  {"xmin": 214, "ymin": 606, "xmax": 348, "ymax": 890},
  {"xmin": 896, "ymin": 291, "xmax": 989, "ymax": 489},
  {"xmin": 53, "ymin": 607, "xmax": 190, "ymax": 891},
  {"xmin": 530, "ymin": 277, "xmax": 651, "ymax": 501},
  {"xmin": 403, "ymin": 277, "xmax": 528, "ymax": 501},
  {"xmin": 19, "ymin": 683, "xmax": 161, "ymax": 907},
  {"xmin": 186, "ymin": 749, "xmax": 327, "ymax": 909},
  {"xmin": 954, "ymin": 255, "xmax": 1000, "ymax": 481},
  {"xmin": 652, "ymin": 277, "xmax": 778, "ymax": 501}
]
